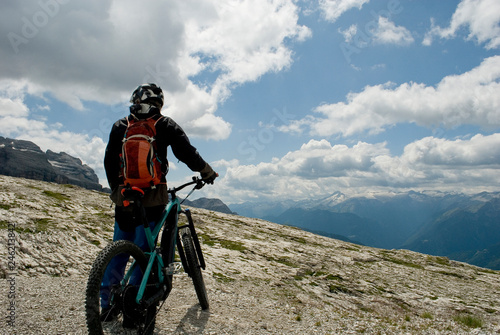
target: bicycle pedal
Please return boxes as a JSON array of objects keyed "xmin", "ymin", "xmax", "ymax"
[{"xmin": 164, "ymin": 262, "xmax": 182, "ymax": 275}]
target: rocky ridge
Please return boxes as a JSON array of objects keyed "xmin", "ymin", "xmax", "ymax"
[
  {"xmin": 0, "ymin": 136, "xmax": 102, "ymax": 191},
  {"xmin": 0, "ymin": 175, "xmax": 499, "ymax": 334}
]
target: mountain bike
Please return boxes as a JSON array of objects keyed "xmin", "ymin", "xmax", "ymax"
[{"xmin": 85, "ymin": 177, "xmax": 209, "ymax": 335}]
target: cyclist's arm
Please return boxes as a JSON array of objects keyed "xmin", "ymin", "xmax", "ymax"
[
  {"xmin": 158, "ymin": 117, "xmax": 207, "ymax": 172},
  {"xmin": 104, "ymin": 118, "xmax": 127, "ymax": 190}
]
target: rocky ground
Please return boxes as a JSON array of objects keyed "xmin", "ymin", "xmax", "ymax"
[{"xmin": 1, "ymin": 175, "xmax": 499, "ymax": 334}]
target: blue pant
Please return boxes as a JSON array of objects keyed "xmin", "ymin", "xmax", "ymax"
[{"xmin": 100, "ymin": 220, "xmax": 156, "ymax": 309}]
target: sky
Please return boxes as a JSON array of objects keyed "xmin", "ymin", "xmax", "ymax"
[{"xmin": 1, "ymin": 0, "xmax": 499, "ymax": 204}]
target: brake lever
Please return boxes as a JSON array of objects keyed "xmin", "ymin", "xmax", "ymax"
[{"xmin": 193, "ymin": 177, "xmax": 204, "ymax": 190}]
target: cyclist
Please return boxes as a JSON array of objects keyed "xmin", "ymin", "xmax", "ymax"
[{"xmin": 101, "ymin": 83, "xmax": 217, "ymax": 328}]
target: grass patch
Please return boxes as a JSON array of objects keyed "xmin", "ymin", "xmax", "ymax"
[
  {"xmin": 197, "ymin": 232, "xmax": 245, "ymax": 251},
  {"xmin": 437, "ymin": 271, "xmax": 466, "ymax": 279},
  {"xmin": 329, "ymin": 284, "xmax": 353, "ymax": 295},
  {"xmin": 421, "ymin": 312, "xmax": 433, "ymax": 319},
  {"xmin": 0, "ymin": 220, "xmax": 9, "ymax": 229},
  {"xmin": 427, "ymin": 255, "xmax": 450, "ymax": 266},
  {"xmin": 325, "ymin": 274, "xmax": 344, "ymax": 281},
  {"xmin": 34, "ymin": 218, "xmax": 53, "ymax": 232},
  {"xmin": 212, "ymin": 272, "xmax": 234, "ymax": 283},
  {"xmin": 383, "ymin": 255, "xmax": 424, "ymax": 270},
  {"xmin": 477, "ymin": 268, "xmax": 498, "ymax": 275},
  {"xmin": 291, "ymin": 236, "xmax": 307, "ymax": 244},
  {"xmin": 453, "ymin": 314, "xmax": 483, "ymax": 328},
  {"xmin": 43, "ymin": 190, "xmax": 70, "ymax": 201},
  {"xmin": 219, "ymin": 239, "xmax": 246, "ymax": 251},
  {"xmin": 0, "ymin": 203, "xmax": 12, "ymax": 210},
  {"xmin": 90, "ymin": 239, "xmax": 101, "ymax": 246},
  {"xmin": 198, "ymin": 233, "xmax": 216, "ymax": 246},
  {"xmin": 267, "ymin": 256, "xmax": 298, "ymax": 268}
]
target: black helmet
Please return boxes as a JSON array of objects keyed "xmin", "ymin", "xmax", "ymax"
[{"xmin": 130, "ymin": 83, "xmax": 164, "ymax": 108}]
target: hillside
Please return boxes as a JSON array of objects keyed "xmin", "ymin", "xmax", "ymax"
[{"xmin": 1, "ymin": 175, "xmax": 500, "ymax": 334}]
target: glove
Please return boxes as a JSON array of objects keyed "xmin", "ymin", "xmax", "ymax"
[{"xmin": 200, "ymin": 164, "xmax": 218, "ymax": 184}]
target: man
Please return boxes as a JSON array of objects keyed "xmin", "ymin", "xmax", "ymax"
[{"xmin": 101, "ymin": 83, "xmax": 217, "ymax": 326}]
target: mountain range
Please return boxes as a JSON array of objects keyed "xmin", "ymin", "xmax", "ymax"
[
  {"xmin": 0, "ymin": 136, "xmax": 103, "ymax": 191},
  {"xmin": 183, "ymin": 197, "xmax": 235, "ymax": 215},
  {"xmin": 230, "ymin": 191, "xmax": 500, "ymax": 270}
]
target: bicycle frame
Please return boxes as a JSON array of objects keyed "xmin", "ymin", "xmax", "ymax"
[{"xmin": 120, "ymin": 178, "xmax": 204, "ymax": 306}]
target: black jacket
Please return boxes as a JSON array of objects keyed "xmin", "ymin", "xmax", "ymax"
[{"xmin": 104, "ymin": 108, "xmax": 207, "ymax": 206}]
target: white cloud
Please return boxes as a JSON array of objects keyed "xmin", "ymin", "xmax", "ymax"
[
  {"xmin": 0, "ymin": 0, "xmax": 310, "ymax": 141},
  {"xmin": 401, "ymin": 134, "xmax": 500, "ymax": 167},
  {"xmin": 0, "ymin": 97, "xmax": 29, "ymax": 118},
  {"xmin": 372, "ymin": 17, "xmax": 414, "ymax": 45},
  {"xmin": 282, "ymin": 56, "xmax": 500, "ymax": 137},
  {"xmin": 424, "ymin": 0, "xmax": 500, "ymax": 49},
  {"xmin": 319, "ymin": 0, "xmax": 370, "ymax": 22},
  {"xmin": 218, "ymin": 134, "xmax": 500, "ymax": 203},
  {"xmin": 339, "ymin": 24, "xmax": 358, "ymax": 43}
]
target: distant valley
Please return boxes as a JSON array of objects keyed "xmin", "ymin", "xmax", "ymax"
[{"xmin": 230, "ymin": 191, "xmax": 500, "ymax": 270}]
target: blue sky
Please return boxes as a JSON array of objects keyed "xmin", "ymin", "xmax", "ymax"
[{"xmin": 1, "ymin": 0, "xmax": 499, "ymax": 204}]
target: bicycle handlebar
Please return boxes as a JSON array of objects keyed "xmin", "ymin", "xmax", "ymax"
[
  {"xmin": 168, "ymin": 176, "xmax": 205, "ymax": 195},
  {"xmin": 120, "ymin": 176, "xmax": 209, "ymax": 205}
]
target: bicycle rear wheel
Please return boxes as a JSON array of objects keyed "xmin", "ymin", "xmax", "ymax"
[
  {"xmin": 180, "ymin": 227, "xmax": 209, "ymax": 310},
  {"xmin": 85, "ymin": 240, "xmax": 158, "ymax": 335}
]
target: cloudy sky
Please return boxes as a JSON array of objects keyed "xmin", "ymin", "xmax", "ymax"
[{"xmin": 1, "ymin": 0, "xmax": 499, "ymax": 204}]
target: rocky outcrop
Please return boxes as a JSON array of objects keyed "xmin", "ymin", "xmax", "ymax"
[{"xmin": 0, "ymin": 136, "xmax": 102, "ymax": 191}]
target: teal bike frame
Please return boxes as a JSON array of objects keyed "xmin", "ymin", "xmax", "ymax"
[{"xmin": 120, "ymin": 177, "xmax": 204, "ymax": 306}]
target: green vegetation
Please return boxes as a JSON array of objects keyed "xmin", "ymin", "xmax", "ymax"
[
  {"xmin": 42, "ymin": 190, "xmax": 70, "ymax": 201},
  {"xmin": 437, "ymin": 271, "xmax": 466, "ymax": 279},
  {"xmin": 291, "ymin": 236, "xmax": 307, "ymax": 244},
  {"xmin": 219, "ymin": 239, "xmax": 246, "ymax": 251},
  {"xmin": 90, "ymin": 239, "xmax": 101, "ymax": 246},
  {"xmin": 0, "ymin": 203, "xmax": 11, "ymax": 210},
  {"xmin": 198, "ymin": 232, "xmax": 246, "ymax": 251},
  {"xmin": 325, "ymin": 274, "xmax": 343, "ymax": 281},
  {"xmin": 267, "ymin": 256, "xmax": 298, "ymax": 268},
  {"xmin": 421, "ymin": 312, "xmax": 433, "ymax": 319},
  {"xmin": 427, "ymin": 255, "xmax": 450, "ymax": 266},
  {"xmin": 213, "ymin": 272, "xmax": 234, "ymax": 283},
  {"xmin": 328, "ymin": 284, "xmax": 353, "ymax": 295},
  {"xmin": 33, "ymin": 218, "xmax": 53, "ymax": 232},
  {"xmin": 454, "ymin": 314, "xmax": 483, "ymax": 328},
  {"xmin": 381, "ymin": 254, "xmax": 424, "ymax": 270}
]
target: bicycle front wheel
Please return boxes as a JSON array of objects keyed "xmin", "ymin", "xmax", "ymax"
[
  {"xmin": 85, "ymin": 240, "xmax": 158, "ymax": 335},
  {"xmin": 180, "ymin": 227, "xmax": 209, "ymax": 310}
]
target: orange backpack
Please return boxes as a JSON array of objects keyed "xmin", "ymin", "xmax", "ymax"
[{"xmin": 120, "ymin": 116, "xmax": 163, "ymax": 189}]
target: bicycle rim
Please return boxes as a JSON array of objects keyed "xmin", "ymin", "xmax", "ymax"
[
  {"xmin": 181, "ymin": 227, "xmax": 209, "ymax": 310},
  {"xmin": 85, "ymin": 240, "xmax": 158, "ymax": 335}
]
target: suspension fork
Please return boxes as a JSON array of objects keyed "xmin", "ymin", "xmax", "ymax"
[{"xmin": 183, "ymin": 208, "xmax": 206, "ymax": 270}]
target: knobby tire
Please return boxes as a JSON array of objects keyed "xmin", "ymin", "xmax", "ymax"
[
  {"xmin": 180, "ymin": 227, "xmax": 209, "ymax": 310},
  {"xmin": 85, "ymin": 240, "xmax": 158, "ymax": 335}
]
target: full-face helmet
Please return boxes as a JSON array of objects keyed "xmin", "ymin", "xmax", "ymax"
[{"xmin": 129, "ymin": 83, "xmax": 164, "ymax": 108}]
